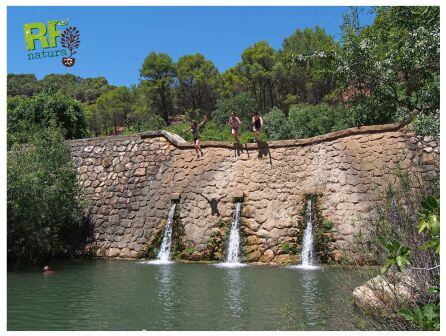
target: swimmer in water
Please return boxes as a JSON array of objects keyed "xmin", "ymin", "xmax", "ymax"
[{"xmin": 42, "ymin": 265, "xmax": 54, "ymax": 274}]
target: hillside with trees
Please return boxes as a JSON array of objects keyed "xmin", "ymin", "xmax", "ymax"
[{"xmin": 7, "ymin": 7, "xmax": 439, "ymax": 144}]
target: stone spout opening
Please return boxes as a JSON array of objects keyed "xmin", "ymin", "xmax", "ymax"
[
  {"xmin": 232, "ymin": 191, "xmax": 244, "ymax": 203},
  {"xmin": 171, "ymin": 193, "xmax": 181, "ymax": 203}
]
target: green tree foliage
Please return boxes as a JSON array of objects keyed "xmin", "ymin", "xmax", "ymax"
[
  {"xmin": 7, "ymin": 95, "xmax": 27, "ymax": 112},
  {"xmin": 7, "ymin": 74, "xmax": 41, "ymax": 97},
  {"xmin": 176, "ymin": 53, "xmax": 221, "ymax": 116},
  {"xmin": 240, "ymin": 41, "xmax": 277, "ymax": 113},
  {"xmin": 123, "ymin": 115, "xmax": 167, "ymax": 135},
  {"xmin": 384, "ymin": 196, "xmax": 440, "ymax": 331},
  {"xmin": 8, "ymin": 90, "xmax": 87, "ymax": 147},
  {"xmin": 7, "ymin": 127, "xmax": 83, "ymax": 263},
  {"xmin": 287, "ymin": 103, "xmax": 347, "ymax": 139},
  {"xmin": 7, "ymin": 73, "xmax": 114, "ymax": 104},
  {"xmin": 40, "ymin": 73, "xmax": 79, "ymax": 97},
  {"xmin": 165, "ymin": 122, "xmax": 193, "ymax": 142},
  {"xmin": 417, "ymin": 197, "xmax": 440, "ymax": 254},
  {"xmin": 263, "ymin": 107, "xmax": 290, "ymax": 140},
  {"xmin": 127, "ymin": 82, "xmax": 153, "ymax": 129},
  {"xmin": 212, "ymin": 93, "xmax": 257, "ymax": 132},
  {"xmin": 74, "ymin": 76, "xmax": 114, "ymax": 104},
  {"xmin": 7, "ymin": 6, "xmax": 440, "ymax": 141},
  {"xmin": 83, "ymin": 103, "xmax": 101, "ymax": 137},
  {"xmin": 374, "ymin": 171, "xmax": 440, "ymax": 331},
  {"xmin": 140, "ymin": 52, "xmax": 176, "ymax": 124},
  {"xmin": 280, "ymin": 26, "xmax": 339, "ymax": 105},
  {"xmin": 199, "ymin": 120, "xmax": 232, "ymax": 141},
  {"xmin": 219, "ymin": 64, "xmax": 249, "ymax": 98},
  {"xmin": 400, "ymin": 298, "xmax": 440, "ymax": 331},
  {"xmin": 96, "ymin": 86, "xmax": 133, "ymax": 134},
  {"xmin": 341, "ymin": 6, "xmax": 361, "ymax": 35},
  {"xmin": 339, "ymin": 7, "xmax": 439, "ymax": 130}
]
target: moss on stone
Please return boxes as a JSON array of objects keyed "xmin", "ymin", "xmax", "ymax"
[
  {"xmin": 237, "ymin": 219, "xmax": 248, "ymax": 262},
  {"xmin": 192, "ymin": 219, "xmax": 231, "ymax": 262},
  {"xmin": 141, "ymin": 220, "xmax": 165, "ymax": 259},
  {"xmin": 139, "ymin": 204, "xmax": 185, "ymax": 260},
  {"xmin": 170, "ymin": 205, "xmax": 185, "ymax": 260}
]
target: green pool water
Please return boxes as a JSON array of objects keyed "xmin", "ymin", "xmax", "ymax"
[{"xmin": 7, "ymin": 259, "xmax": 374, "ymax": 331}]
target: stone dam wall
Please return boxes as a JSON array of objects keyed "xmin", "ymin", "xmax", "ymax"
[{"xmin": 68, "ymin": 123, "xmax": 439, "ymax": 264}]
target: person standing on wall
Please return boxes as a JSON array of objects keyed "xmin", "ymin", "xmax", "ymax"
[
  {"xmin": 251, "ymin": 112, "xmax": 263, "ymax": 142},
  {"xmin": 190, "ymin": 116, "xmax": 207, "ymax": 157},
  {"xmin": 227, "ymin": 112, "xmax": 242, "ymax": 143}
]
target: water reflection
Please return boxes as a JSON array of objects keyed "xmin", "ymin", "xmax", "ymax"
[
  {"xmin": 154, "ymin": 264, "xmax": 176, "ymax": 327},
  {"xmin": 299, "ymin": 269, "xmax": 322, "ymax": 328},
  {"xmin": 224, "ymin": 268, "xmax": 243, "ymax": 318},
  {"xmin": 8, "ymin": 260, "xmax": 371, "ymax": 331}
]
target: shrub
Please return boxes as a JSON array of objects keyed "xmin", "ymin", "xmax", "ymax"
[
  {"xmin": 396, "ymin": 196, "xmax": 440, "ymax": 330},
  {"xmin": 322, "ymin": 219, "xmax": 333, "ymax": 231},
  {"xmin": 372, "ymin": 172, "xmax": 439, "ymax": 279},
  {"xmin": 7, "ymin": 127, "xmax": 84, "ymax": 263},
  {"xmin": 212, "ymin": 93, "xmax": 258, "ymax": 132},
  {"xmin": 185, "ymin": 109, "xmax": 206, "ymax": 123},
  {"xmin": 287, "ymin": 103, "xmax": 354, "ymax": 139},
  {"xmin": 7, "ymin": 90, "xmax": 87, "ymax": 145},
  {"xmin": 148, "ymin": 114, "xmax": 167, "ymax": 130},
  {"xmin": 263, "ymin": 107, "xmax": 290, "ymax": 140},
  {"xmin": 200, "ymin": 121, "xmax": 232, "ymax": 141},
  {"xmin": 400, "ymin": 301, "xmax": 440, "ymax": 331},
  {"xmin": 165, "ymin": 122, "xmax": 193, "ymax": 142},
  {"xmin": 337, "ymin": 170, "xmax": 440, "ymax": 330},
  {"xmin": 122, "ymin": 115, "xmax": 168, "ymax": 135},
  {"xmin": 184, "ymin": 247, "xmax": 196, "ymax": 255},
  {"xmin": 308, "ymin": 169, "xmax": 440, "ymax": 331},
  {"xmin": 411, "ymin": 114, "xmax": 439, "ymax": 139},
  {"xmin": 282, "ymin": 242, "xmax": 290, "ymax": 253},
  {"xmin": 288, "ymin": 104, "xmax": 333, "ymax": 138}
]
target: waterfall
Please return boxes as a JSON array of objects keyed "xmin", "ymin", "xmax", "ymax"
[
  {"xmin": 299, "ymin": 198, "xmax": 318, "ymax": 269},
  {"xmin": 224, "ymin": 202, "xmax": 243, "ymax": 265},
  {"xmin": 156, "ymin": 203, "xmax": 177, "ymax": 263}
]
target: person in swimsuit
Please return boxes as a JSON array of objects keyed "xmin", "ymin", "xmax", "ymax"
[
  {"xmin": 190, "ymin": 116, "xmax": 207, "ymax": 157},
  {"xmin": 42, "ymin": 265, "xmax": 54, "ymax": 274},
  {"xmin": 227, "ymin": 112, "xmax": 241, "ymax": 143},
  {"xmin": 251, "ymin": 112, "xmax": 263, "ymax": 141}
]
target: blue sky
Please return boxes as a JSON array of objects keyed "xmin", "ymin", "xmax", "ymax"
[{"xmin": 8, "ymin": 6, "xmax": 375, "ymax": 87}]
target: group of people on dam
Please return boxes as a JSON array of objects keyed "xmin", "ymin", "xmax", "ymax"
[{"xmin": 190, "ymin": 111, "xmax": 264, "ymax": 157}]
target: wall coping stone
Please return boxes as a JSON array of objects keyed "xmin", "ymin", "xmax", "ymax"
[
  {"xmin": 142, "ymin": 122, "xmax": 407, "ymax": 149},
  {"xmin": 140, "ymin": 130, "xmax": 188, "ymax": 145},
  {"xmin": 68, "ymin": 122, "xmax": 408, "ymax": 149}
]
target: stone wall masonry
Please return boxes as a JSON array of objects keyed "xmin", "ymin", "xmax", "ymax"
[{"xmin": 68, "ymin": 123, "xmax": 439, "ymax": 263}]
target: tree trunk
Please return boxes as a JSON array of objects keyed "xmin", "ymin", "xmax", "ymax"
[
  {"xmin": 103, "ymin": 120, "xmax": 108, "ymax": 135},
  {"xmin": 269, "ymin": 80, "xmax": 274, "ymax": 110},
  {"xmin": 159, "ymin": 88, "xmax": 169, "ymax": 124},
  {"xmin": 93, "ymin": 109, "xmax": 99, "ymax": 136}
]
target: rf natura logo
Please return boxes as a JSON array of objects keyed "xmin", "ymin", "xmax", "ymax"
[{"xmin": 24, "ymin": 19, "xmax": 80, "ymax": 67}]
